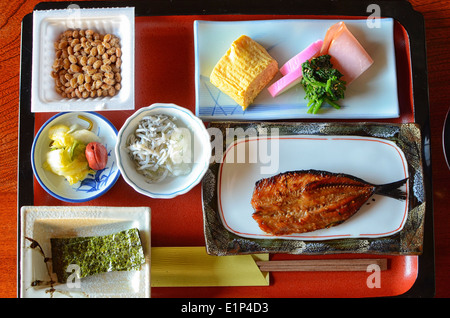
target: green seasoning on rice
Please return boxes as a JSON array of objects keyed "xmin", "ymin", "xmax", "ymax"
[{"xmin": 50, "ymin": 228, "xmax": 145, "ymax": 283}]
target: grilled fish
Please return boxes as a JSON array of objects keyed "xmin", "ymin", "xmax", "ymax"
[{"xmin": 251, "ymin": 169, "xmax": 407, "ymax": 236}]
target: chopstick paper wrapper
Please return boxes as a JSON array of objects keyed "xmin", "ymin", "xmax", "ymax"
[{"xmin": 151, "ymin": 247, "xmax": 270, "ymax": 287}]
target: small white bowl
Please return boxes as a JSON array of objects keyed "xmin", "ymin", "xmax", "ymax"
[
  {"xmin": 31, "ymin": 112, "xmax": 120, "ymax": 203},
  {"xmin": 116, "ymin": 103, "xmax": 212, "ymax": 199}
]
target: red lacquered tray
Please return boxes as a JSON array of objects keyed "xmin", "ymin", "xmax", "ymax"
[{"xmin": 18, "ymin": 0, "xmax": 435, "ymax": 298}]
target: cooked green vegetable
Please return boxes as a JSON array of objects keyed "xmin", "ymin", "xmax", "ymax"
[
  {"xmin": 301, "ymin": 54, "xmax": 346, "ymax": 114},
  {"xmin": 51, "ymin": 228, "xmax": 145, "ymax": 283}
]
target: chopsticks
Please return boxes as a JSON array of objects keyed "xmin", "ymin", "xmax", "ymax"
[{"xmin": 256, "ymin": 258, "xmax": 387, "ymax": 272}]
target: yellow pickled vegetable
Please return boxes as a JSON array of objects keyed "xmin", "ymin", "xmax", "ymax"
[{"xmin": 43, "ymin": 124, "xmax": 99, "ymax": 185}]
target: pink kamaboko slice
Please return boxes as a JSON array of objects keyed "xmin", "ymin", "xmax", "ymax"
[
  {"xmin": 320, "ymin": 22, "xmax": 374, "ymax": 84},
  {"xmin": 279, "ymin": 39, "xmax": 323, "ymax": 75},
  {"xmin": 267, "ymin": 67, "xmax": 303, "ymax": 97},
  {"xmin": 268, "ymin": 40, "xmax": 323, "ymax": 97}
]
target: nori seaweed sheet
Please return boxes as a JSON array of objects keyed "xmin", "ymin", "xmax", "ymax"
[{"xmin": 50, "ymin": 228, "xmax": 145, "ymax": 283}]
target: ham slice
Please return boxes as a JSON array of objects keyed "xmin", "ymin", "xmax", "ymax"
[{"xmin": 320, "ymin": 22, "xmax": 373, "ymax": 84}]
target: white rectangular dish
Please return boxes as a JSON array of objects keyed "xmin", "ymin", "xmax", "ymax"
[
  {"xmin": 31, "ymin": 6, "xmax": 135, "ymax": 112},
  {"xmin": 20, "ymin": 206, "xmax": 150, "ymax": 298},
  {"xmin": 218, "ymin": 135, "xmax": 409, "ymax": 240},
  {"xmin": 194, "ymin": 18, "xmax": 398, "ymax": 120}
]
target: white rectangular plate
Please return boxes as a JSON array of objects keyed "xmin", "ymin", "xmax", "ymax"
[
  {"xmin": 20, "ymin": 206, "xmax": 150, "ymax": 298},
  {"xmin": 194, "ymin": 18, "xmax": 398, "ymax": 120},
  {"xmin": 217, "ymin": 135, "xmax": 408, "ymax": 240}
]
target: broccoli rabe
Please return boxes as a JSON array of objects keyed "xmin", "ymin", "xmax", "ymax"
[{"xmin": 301, "ymin": 55, "xmax": 346, "ymax": 114}]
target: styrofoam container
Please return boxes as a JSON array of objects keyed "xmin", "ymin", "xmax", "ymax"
[{"xmin": 31, "ymin": 6, "xmax": 135, "ymax": 112}]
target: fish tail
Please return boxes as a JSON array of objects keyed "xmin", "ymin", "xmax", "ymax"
[{"xmin": 374, "ymin": 178, "xmax": 408, "ymax": 201}]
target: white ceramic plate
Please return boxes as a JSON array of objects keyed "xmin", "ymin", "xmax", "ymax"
[
  {"xmin": 32, "ymin": 7, "xmax": 135, "ymax": 112},
  {"xmin": 31, "ymin": 111, "xmax": 120, "ymax": 202},
  {"xmin": 217, "ymin": 135, "xmax": 409, "ymax": 240},
  {"xmin": 116, "ymin": 103, "xmax": 212, "ymax": 199},
  {"xmin": 19, "ymin": 206, "xmax": 151, "ymax": 298},
  {"xmin": 194, "ymin": 18, "xmax": 398, "ymax": 120}
]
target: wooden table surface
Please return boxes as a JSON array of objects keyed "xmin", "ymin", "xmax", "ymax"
[{"xmin": 0, "ymin": 0, "xmax": 448, "ymax": 298}]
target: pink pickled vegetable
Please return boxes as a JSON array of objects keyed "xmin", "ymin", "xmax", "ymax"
[
  {"xmin": 279, "ymin": 39, "xmax": 323, "ymax": 75},
  {"xmin": 267, "ymin": 68, "xmax": 303, "ymax": 97},
  {"xmin": 268, "ymin": 40, "xmax": 324, "ymax": 97},
  {"xmin": 85, "ymin": 142, "xmax": 108, "ymax": 170}
]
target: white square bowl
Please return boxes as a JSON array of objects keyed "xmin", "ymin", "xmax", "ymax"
[{"xmin": 32, "ymin": 6, "xmax": 135, "ymax": 112}]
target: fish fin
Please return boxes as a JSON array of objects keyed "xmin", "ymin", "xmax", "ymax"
[{"xmin": 374, "ymin": 178, "xmax": 408, "ymax": 201}]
